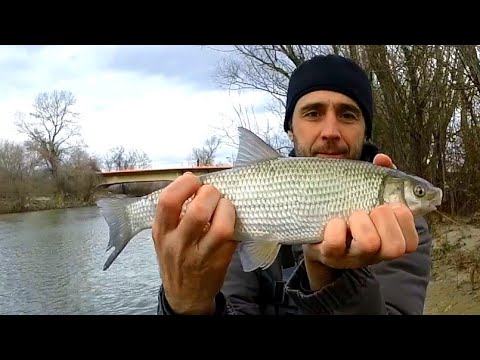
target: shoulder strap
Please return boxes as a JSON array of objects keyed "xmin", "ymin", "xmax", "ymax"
[{"xmin": 253, "ymin": 245, "xmax": 300, "ymax": 315}]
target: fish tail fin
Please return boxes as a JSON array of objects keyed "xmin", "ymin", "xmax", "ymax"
[{"xmin": 96, "ymin": 197, "xmax": 141, "ymax": 271}]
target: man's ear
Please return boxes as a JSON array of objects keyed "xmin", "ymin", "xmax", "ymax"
[{"xmin": 287, "ymin": 130, "xmax": 293, "ymax": 141}]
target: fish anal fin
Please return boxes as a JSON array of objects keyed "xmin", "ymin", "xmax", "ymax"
[{"xmin": 238, "ymin": 233, "xmax": 282, "ymax": 272}]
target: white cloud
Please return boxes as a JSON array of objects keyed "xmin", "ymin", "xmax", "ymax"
[{"xmin": 0, "ymin": 45, "xmax": 288, "ymax": 169}]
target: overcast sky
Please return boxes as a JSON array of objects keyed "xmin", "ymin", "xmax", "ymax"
[{"xmin": 0, "ymin": 45, "xmax": 285, "ymax": 169}]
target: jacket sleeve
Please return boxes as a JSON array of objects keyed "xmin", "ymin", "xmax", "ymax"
[
  {"xmin": 156, "ymin": 247, "xmax": 263, "ymax": 315},
  {"xmin": 217, "ymin": 246, "xmax": 266, "ymax": 314},
  {"xmin": 284, "ymin": 216, "xmax": 433, "ymax": 315}
]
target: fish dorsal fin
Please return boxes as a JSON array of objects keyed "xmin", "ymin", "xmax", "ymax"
[{"xmin": 234, "ymin": 127, "xmax": 282, "ymax": 167}]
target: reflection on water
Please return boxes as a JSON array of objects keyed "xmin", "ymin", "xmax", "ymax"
[{"xmin": 0, "ymin": 206, "xmax": 161, "ymax": 315}]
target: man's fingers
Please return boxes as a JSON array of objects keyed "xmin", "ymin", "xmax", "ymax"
[
  {"xmin": 177, "ymin": 184, "xmax": 222, "ymax": 242},
  {"xmin": 199, "ymin": 197, "xmax": 236, "ymax": 255},
  {"xmin": 155, "ymin": 173, "xmax": 202, "ymax": 235},
  {"xmin": 390, "ymin": 204, "xmax": 418, "ymax": 253},
  {"xmin": 348, "ymin": 210, "xmax": 381, "ymax": 258},
  {"xmin": 373, "ymin": 153, "xmax": 397, "ymax": 169},
  {"xmin": 319, "ymin": 218, "xmax": 349, "ymax": 258},
  {"xmin": 370, "ymin": 205, "xmax": 406, "ymax": 260}
]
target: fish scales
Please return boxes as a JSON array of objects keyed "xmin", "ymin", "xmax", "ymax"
[{"xmin": 200, "ymin": 156, "xmax": 388, "ymax": 245}]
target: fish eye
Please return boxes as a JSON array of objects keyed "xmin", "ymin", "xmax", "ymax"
[{"xmin": 414, "ymin": 185, "xmax": 426, "ymax": 197}]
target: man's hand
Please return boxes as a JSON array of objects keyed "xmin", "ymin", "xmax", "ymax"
[
  {"xmin": 303, "ymin": 154, "xmax": 419, "ymax": 291},
  {"xmin": 152, "ymin": 172, "xmax": 237, "ymax": 314},
  {"xmin": 372, "ymin": 153, "xmax": 397, "ymax": 169}
]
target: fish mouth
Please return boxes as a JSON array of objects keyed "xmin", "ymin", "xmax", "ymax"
[
  {"xmin": 431, "ymin": 188, "xmax": 443, "ymax": 207},
  {"xmin": 432, "ymin": 197, "xmax": 442, "ymax": 208}
]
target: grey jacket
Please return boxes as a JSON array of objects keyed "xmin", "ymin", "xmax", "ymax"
[
  {"xmin": 156, "ymin": 144, "xmax": 433, "ymax": 315},
  {"xmin": 157, "ymin": 215, "xmax": 432, "ymax": 315}
]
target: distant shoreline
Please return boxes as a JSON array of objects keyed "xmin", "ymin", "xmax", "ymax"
[
  {"xmin": 0, "ymin": 191, "xmax": 138, "ymax": 215},
  {"xmin": 0, "ymin": 197, "xmax": 97, "ymax": 215}
]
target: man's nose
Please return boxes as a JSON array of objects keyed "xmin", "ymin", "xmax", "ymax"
[{"xmin": 320, "ymin": 112, "xmax": 341, "ymax": 140}]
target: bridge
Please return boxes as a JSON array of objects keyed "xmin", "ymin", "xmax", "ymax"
[{"xmin": 96, "ymin": 166, "xmax": 232, "ymax": 187}]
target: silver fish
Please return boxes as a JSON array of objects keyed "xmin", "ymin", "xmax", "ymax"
[{"xmin": 97, "ymin": 127, "xmax": 443, "ymax": 272}]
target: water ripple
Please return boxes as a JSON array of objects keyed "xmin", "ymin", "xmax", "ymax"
[{"xmin": 0, "ymin": 206, "xmax": 161, "ymax": 315}]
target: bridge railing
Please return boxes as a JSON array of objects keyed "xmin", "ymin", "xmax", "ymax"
[{"xmin": 96, "ymin": 166, "xmax": 232, "ymax": 187}]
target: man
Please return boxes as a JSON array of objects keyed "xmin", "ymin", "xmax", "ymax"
[{"xmin": 153, "ymin": 54, "xmax": 433, "ymax": 315}]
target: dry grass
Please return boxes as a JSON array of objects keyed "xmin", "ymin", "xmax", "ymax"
[{"xmin": 425, "ymin": 213, "xmax": 480, "ymax": 314}]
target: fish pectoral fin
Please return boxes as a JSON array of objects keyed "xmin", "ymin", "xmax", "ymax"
[{"xmin": 238, "ymin": 234, "xmax": 282, "ymax": 272}]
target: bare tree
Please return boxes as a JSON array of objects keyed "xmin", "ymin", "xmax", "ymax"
[
  {"xmin": 67, "ymin": 145, "xmax": 101, "ymax": 172},
  {"xmin": 442, "ymin": 45, "xmax": 480, "ymax": 214},
  {"xmin": 363, "ymin": 45, "xmax": 459, "ymax": 180},
  {"xmin": 103, "ymin": 146, "xmax": 151, "ymax": 171},
  {"xmin": 0, "ymin": 140, "xmax": 38, "ymax": 177},
  {"xmin": 213, "ymin": 46, "xmax": 332, "ymax": 113},
  {"xmin": 14, "ymin": 90, "xmax": 80, "ymax": 182},
  {"xmin": 456, "ymin": 45, "xmax": 480, "ymax": 93},
  {"xmin": 190, "ymin": 135, "xmax": 222, "ymax": 166},
  {"xmin": 0, "ymin": 140, "xmax": 40, "ymax": 210},
  {"xmin": 57, "ymin": 146, "xmax": 102, "ymax": 203}
]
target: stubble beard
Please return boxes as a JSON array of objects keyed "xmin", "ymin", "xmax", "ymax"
[{"xmin": 292, "ymin": 134, "xmax": 363, "ymax": 160}]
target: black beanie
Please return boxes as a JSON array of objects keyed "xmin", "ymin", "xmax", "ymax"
[{"xmin": 283, "ymin": 54, "xmax": 373, "ymax": 140}]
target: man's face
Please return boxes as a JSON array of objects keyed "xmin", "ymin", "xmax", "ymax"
[{"xmin": 288, "ymin": 90, "xmax": 366, "ymax": 160}]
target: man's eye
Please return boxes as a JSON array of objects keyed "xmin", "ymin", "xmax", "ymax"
[{"xmin": 342, "ymin": 112, "xmax": 357, "ymax": 120}]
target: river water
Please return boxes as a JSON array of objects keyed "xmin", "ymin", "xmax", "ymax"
[{"xmin": 0, "ymin": 206, "xmax": 161, "ymax": 315}]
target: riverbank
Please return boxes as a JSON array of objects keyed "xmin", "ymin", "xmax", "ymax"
[
  {"xmin": 0, "ymin": 196, "xmax": 98, "ymax": 215},
  {"xmin": 0, "ymin": 187, "xmax": 137, "ymax": 215},
  {"xmin": 424, "ymin": 215, "xmax": 480, "ymax": 314},
  {"xmin": 0, "ymin": 187, "xmax": 115, "ymax": 215}
]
